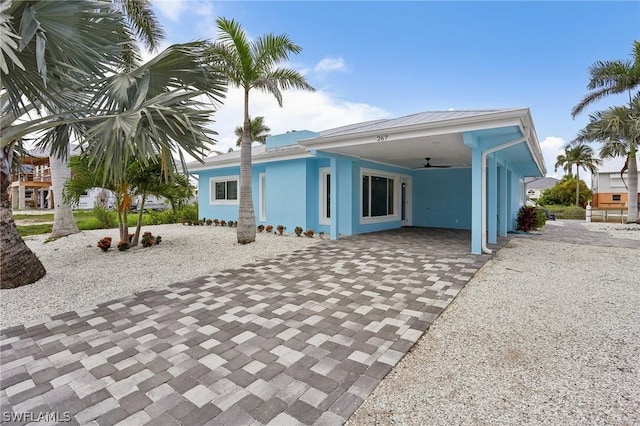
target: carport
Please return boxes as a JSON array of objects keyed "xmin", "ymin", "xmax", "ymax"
[{"xmin": 299, "ymin": 108, "xmax": 546, "ymax": 254}]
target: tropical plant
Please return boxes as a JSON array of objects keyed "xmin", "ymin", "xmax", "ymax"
[
  {"xmin": 571, "ymin": 41, "xmax": 640, "ymax": 118},
  {"xmin": 48, "ymin": 0, "xmax": 165, "ymax": 239},
  {"xmin": 572, "ymin": 41, "xmax": 640, "ymax": 223},
  {"xmin": 0, "ymin": 0, "xmax": 133, "ymax": 288},
  {"xmin": 294, "ymin": 226, "xmax": 303, "ymax": 236},
  {"xmin": 97, "ymin": 237, "xmax": 113, "ymax": 252},
  {"xmin": 1, "ymin": 0, "xmax": 227, "ymax": 288},
  {"xmin": 208, "ymin": 17, "xmax": 315, "ymax": 244},
  {"xmin": 234, "ymin": 116, "xmax": 271, "ymax": 147},
  {"xmin": 574, "ymin": 97, "xmax": 640, "ymax": 222},
  {"xmin": 65, "ymin": 155, "xmax": 192, "ymax": 247},
  {"xmin": 539, "ymin": 176, "xmax": 592, "ymax": 207},
  {"xmin": 554, "ymin": 144, "xmax": 600, "ymax": 206}
]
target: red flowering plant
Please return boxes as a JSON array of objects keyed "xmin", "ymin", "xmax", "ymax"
[
  {"xmin": 97, "ymin": 237, "xmax": 112, "ymax": 252},
  {"xmin": 141, "ymin": 232, "xmax": 161, "ymax": 247}
]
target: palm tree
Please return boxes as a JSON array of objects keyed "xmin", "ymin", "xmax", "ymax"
[
  {"xmin": 575, "ymin": 97, "xmax": 640, "ymax": 222},
  {"xmin": 208, "ymin": 18, "xmax": 315, "ymax": 244},
  {"xmin": 1, "ymin": 1, "xmax": 225, "ymax": 288},
  {"xmin": 554, "ymin": 144, "xmax": 600, "ymax": 206},
  {"xmin": 1, "ymin": 0, "xmax": 131, "ymax": 288},
  {"xmin": 48, "ymin": 0, "xmax": 165, "ymax": 239},
  {"xmin": 572, "ymin": 41, "xmax": 640, "ymax": 223},
  {"xmin": 234, "ymin": 116, "xmax": 271, "ymax": 146},
  {"xmin": 65, "ymin": 155, "xmax": 192, "ymax": 247},
  {"xmin": 571, "ymin": 40, "xmax": 640, "ymax": 117}
]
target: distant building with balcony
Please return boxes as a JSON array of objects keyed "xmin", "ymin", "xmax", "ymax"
[
  {"xmin": 10, "ymin": 149, "xmax": 53, "ymax": 210},
  {"xmin": 592, "ymin": 157, "xmax": 640, "ymax": 209},
  {"xmin": 525, "ymin": 176, "xmax": 559, "ymax": 201}
]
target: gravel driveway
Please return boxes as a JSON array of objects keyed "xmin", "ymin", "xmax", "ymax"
[{"xmin": 348, "ymin": 221, "xmax": 640, "ymax": 425}]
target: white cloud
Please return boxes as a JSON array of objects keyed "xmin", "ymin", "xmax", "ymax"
[
  {"xmin": 205, "ymin": 87, "xmax": 390, "ymax": 154},
  {"xmin": 153, "ymin": 0, "xmax": 186, "ymax": 22},
  {"xmin": 540, "ymin": 136, "xmax": 566, "ymax": 179},
  {"xmin": 314, "ymin": 57, "xmax": 347, "ymax": 74}
]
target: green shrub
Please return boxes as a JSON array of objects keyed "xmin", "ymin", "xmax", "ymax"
[
  {"xmin": 92, "ymin": 205, "xmax": 117, "ymax": 229},
  {"xmin": 535, "ymin": 208, "xmax": 547, "ymax": 228},
  {"xmin": 542, "ymin": 205, "xmax": 586, "ymax": 219}
]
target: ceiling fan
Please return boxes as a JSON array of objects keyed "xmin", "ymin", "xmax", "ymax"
[{"xmin": 416, "ymin": 157, "xmax": 452, "ymax": 169}]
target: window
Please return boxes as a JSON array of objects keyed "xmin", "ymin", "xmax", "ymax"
[
  {"xmin": 209, "ymin": 176, "xmax": 239, "ymax": 205},
  {"xmin": 319, "ymin": 168, "xmax": 330, "ymax": 224},
  {"xmin": 362, "ymin": 172, "xmax": 396, "ymax": 220},
  {"xmin": 612, "ymin": 194, "xmax": 621, "ymax": 201}
]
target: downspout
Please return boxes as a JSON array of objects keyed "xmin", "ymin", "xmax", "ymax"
[{"xmin": 481, "ymin": 128, "xmax": 530, "ymax": 254}]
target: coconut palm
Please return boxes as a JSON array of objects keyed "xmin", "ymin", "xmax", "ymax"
[
  {"xmin": 575, "ymin": 97, "xmax": 640, "ymax": 222},
  {"xmin": 571, "ymin": 40, "xmax": 640, "ymax": 118},
  {"xmin": 554, "ymin": 144, "xmax": 600, "ymax": 206},
  {"xmin": 234, "ymin": 116, "xmax": 271, "ymax": 146},
  {"xmin": 208, "ymin": 17, "xmax": 315, "ymax": 244},
  {"xmin": 572, "ymin": 41, "xmax": 640, "ymax": 223}
]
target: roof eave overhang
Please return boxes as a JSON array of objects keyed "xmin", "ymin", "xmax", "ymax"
[{"xmin": 188, "ymin": 147, "xmax": 310, "ymax": 172}]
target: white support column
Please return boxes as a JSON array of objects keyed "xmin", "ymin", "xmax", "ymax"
[
  {"xmin": 498, "ymin": 163, "xmax": 508, "ymax": 237},
  {"xmin": 330, "ymin": 157, "xmax": 338, "ymax": 240},
  {"xmin": 487, "ymin": 155, "xmax": 498, "ymax": 244}
]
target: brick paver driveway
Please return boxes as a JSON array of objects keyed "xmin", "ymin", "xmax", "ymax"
[{"xmin": 1, "ymin": 228, "xmax": 501, "ymax": 425}]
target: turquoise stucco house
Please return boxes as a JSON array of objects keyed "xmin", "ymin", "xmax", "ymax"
[{"xmin": 189, "ymin": 109, "xmax": 546, "ymax": 254}]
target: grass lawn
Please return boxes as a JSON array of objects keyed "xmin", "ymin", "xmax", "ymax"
[{"xmin": 16, "ymin": 211, "xmax": 153, "ymax": 236}]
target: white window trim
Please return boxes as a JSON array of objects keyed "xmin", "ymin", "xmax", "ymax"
[
  {"xmin": 319, "ymin": 167, "xmax": 330, "ymax": 225},
  {"xmin": 209, "ymin": 175, "xmax": 239, "ymax": 205},
  {"xmin": 360, "ymin": 168, "xmax": 401, "ymax": 224},
  {"xmin": 259, "ymin": 172, "xmax": 266, "ymax": 222}
]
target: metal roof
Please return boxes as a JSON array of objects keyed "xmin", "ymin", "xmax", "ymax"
[
  {"xmin": 596, "ymin": 156, "xmax": 633, "ymax": 173},
  {"xmin": 525, "ymin": 177, "xmax": 559, "ymax": 190},
  {"xmin": 316, "ymin": 109, "xmax": 512, "ymax": 138}
]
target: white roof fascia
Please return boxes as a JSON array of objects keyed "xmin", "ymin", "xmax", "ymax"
[
  {"xmin": 188, "ymin": 148, "xmax": 311, "ymax": 172},
  {"xmin": 518, "ymin": 109, "xmax": 547, "ymax": 176}
]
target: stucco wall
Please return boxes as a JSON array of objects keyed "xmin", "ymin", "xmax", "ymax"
[{"xmin": 411, "ymin": 168, "xmax": 472, "ymax": 230}]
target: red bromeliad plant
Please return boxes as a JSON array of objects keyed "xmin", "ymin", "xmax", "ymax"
[{"xmin": 97, "ymin": 237, "xmax": 112, "ymax": 252}]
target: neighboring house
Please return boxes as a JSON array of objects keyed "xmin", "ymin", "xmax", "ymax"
[
  {"xmin": 525, "ymin": 177, "xmax": 559, "ymax": 200},
  {"xmin": 189, "ymin": 109, "xmax": 546, "ymax": 254},
  {"xmin": 591, "ymin": 157, "xmax": 640, "ymax": 209},
  {"xmin": 9, "ymin": 149, "xmax": 53, "ymax": 210}
]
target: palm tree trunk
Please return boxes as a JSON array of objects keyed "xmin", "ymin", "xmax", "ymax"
[
  {"xmin": 627, "ymin": 145, "xmax": 638, "ymax": 223},
  {"xmin": 1, "ymin": 145, "xmax": 46, "ymax": 289},
  {"xmin": 50, "ymin": 145, "xmax": 79, "ymax": 238},
  {"xmin": 576, "ymin": 166, "xmax": 581, "ymax": 206},
  {"xmin": 237, "ymin": 89, "xmax": 256, "ymax": 244},
  {"xmin": 132, "ymin": 196, "xmax": 146, "ymax": 247}
]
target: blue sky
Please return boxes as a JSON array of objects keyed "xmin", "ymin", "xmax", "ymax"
[{"xmin": 150, "ymin": 1, "xmax": 640, "ymax": 178}]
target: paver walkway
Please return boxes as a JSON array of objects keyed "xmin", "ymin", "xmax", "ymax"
[{"xmin": 1, "ymin": 228, "xmax": 504, "ymax": 425}]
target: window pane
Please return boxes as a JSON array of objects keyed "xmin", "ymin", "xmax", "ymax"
[
  {"xmin": 371, "ymin": 176, "xmax": 388, "ymax": 216},
  {"xmin": 362, "ymin": 176, "xmax": 370, "ymax": 217},
  {"xmin": 227, "ymin": 181, "xmax": 238, "ymax": 200},
  {"xmin": 326, "ymin": 174, "xmax": 331, "ymax": 218},
  {"xmin": 388, "ymin": 179, "xmax": 394, "ymax": 215},
  {"xmin": 215, "ymin": 182, "xmax": 225, "ymax": 199}
]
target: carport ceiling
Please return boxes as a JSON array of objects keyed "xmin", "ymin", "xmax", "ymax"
[{"xmin": 324, "ymin": 132, "xmax": 471, "ymax": 169}]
